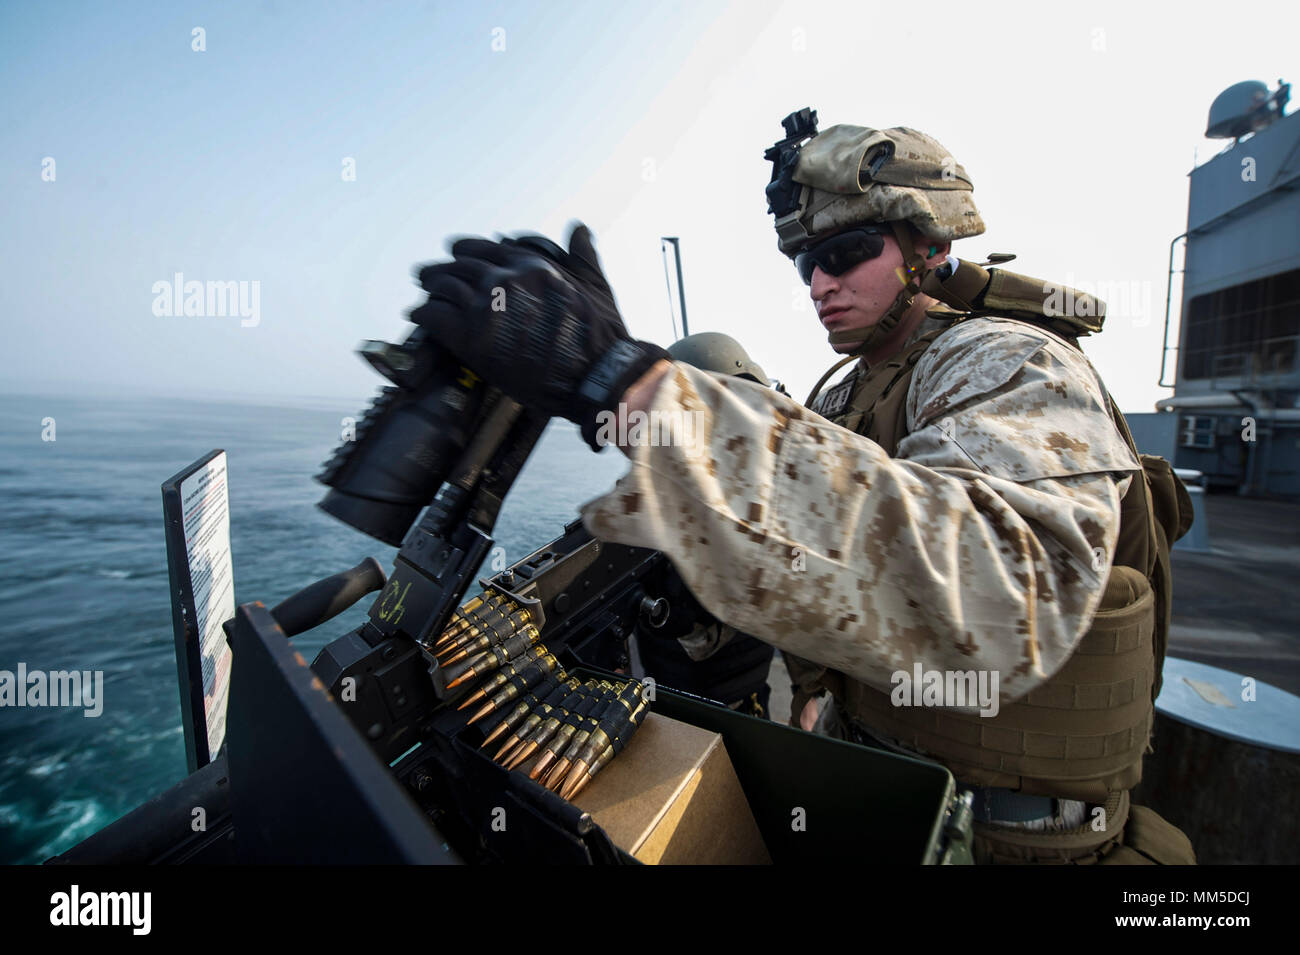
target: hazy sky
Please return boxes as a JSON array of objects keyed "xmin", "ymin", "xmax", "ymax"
[{"xmin": 3, "ymin": 0, "xmax": 1296, "ymax": 413}]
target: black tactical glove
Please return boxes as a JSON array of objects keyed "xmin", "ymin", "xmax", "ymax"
[{"xmin": 409, "ymin": 223, "xmax": 670, "ymax": 451}]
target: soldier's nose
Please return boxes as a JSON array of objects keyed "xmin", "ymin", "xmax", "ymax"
[{"xmin": 810, "ymin": 265, "xmax": 838, "ymax": 301}]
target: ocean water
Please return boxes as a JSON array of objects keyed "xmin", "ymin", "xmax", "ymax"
[{"xmin": 0, "ymin": 391, "xmax": 629, "ymax": 864}]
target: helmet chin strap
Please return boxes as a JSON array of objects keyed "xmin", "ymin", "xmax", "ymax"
[{"xmin": 826, "ymin": 220, "xmax": 930, "ymax": 356}]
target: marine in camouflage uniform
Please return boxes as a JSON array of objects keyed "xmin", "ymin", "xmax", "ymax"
[
  {"xmin": 409, "ymin": 113, "xmax": 1196, "ymax": 864},
  {"xmin": 578, "ymin": 119, "xmax": 1195, "ymax": 865}
]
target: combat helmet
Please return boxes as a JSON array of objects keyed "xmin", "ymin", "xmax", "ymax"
[
  {"xmin": 667, "ymin": 332, "xmax": 769, "ymax": 384},
  {"xmin": 765, "ymin": 108, "xmax": 984, "ymax": 353}
]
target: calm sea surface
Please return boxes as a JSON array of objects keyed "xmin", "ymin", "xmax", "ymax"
[{"xmin": 0, "ymin": 391, "xmax": 628, "ymax": 864}]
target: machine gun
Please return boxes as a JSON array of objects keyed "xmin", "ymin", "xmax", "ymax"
[{"xmin": 232, "ymin": 319, "xmax": 704, "ymax": 862}]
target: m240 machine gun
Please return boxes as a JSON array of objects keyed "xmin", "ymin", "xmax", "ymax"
[{"xmin": 52, "ymin": 321, "xmax": 973, "ymax": 865}]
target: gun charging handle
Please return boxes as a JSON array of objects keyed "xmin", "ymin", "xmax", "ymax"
[
  {"xmin": 638, "ymin": 592, "xmax": 669, "ymax": 629},
  {"xmin": 270, "ymin": 557, "xmax": 388, "ymax": 637}
]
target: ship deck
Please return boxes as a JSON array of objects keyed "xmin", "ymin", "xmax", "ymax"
[{"xmin": 1162, "ymin": 492, "xmax": 1300, "ymax": 697}]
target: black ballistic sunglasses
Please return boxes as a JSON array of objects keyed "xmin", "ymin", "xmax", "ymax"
[{"xmin": 795, "ymin": 226, "xmax": 890, "ymax": 285}]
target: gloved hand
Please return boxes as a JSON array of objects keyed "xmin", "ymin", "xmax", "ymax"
[{"xmin": 409, "ymin": 223, "xmax": 670, "ymax": 451}]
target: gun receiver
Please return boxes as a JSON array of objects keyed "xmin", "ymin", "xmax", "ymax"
[{"xmin": 312, "ymin": 513, "xmax": 676, "ymax": 765}]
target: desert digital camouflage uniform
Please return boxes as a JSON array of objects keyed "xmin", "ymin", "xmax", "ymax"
[{"xmin": 580, "ymin": 313, "xmax": 1138, "ymax": 720}]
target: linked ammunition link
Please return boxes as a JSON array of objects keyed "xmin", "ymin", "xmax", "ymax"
[{"xmin": 439, "ymin": 588, "xmax": 652, "ymax": 800}]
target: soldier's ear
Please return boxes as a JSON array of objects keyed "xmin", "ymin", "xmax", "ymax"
[
  {"xmin": 905, "ymin": 225, "xmax": 944, "ymax": 262},
  {"xmin": 925, "ymin": 240, "xmax": 951, "ymax": 263}
]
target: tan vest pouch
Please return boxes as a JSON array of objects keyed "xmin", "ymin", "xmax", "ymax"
[{"xmin": 842, "ymin": 567, "xmax": 1153, "ymax": 803}]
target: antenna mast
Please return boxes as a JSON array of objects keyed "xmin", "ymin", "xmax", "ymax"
[{"xmin": 660, "ymin": 237, "xmax": 690, "ymax": 338}]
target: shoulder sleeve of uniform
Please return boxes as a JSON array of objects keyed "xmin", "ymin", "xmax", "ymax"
[{"xmin": 902, "ymin": 317, "xmax": 1140, "ymax": 481}]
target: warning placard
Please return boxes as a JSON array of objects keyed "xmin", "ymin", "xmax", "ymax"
[{"xmin": 163, "ymin": 450, "xmax": 235, "ymax": 770}]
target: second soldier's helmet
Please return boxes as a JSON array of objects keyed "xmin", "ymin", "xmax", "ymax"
[
  {"xmin": 667, "ymin": 332, "xmax": 769, "ymax": 384},
  {"xmin": 766, "ymin": 112, "xmax": 986, "ymax": 258}
]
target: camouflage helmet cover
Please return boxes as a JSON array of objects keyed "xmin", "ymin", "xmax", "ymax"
[{"xmin": 773, "ymin": 124, "xmax": 985, "ymax": 257}]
